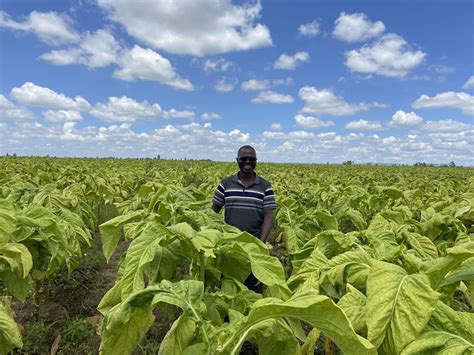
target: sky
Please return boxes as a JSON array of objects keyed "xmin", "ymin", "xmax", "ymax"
[{"xmin": 0, "ymin": 0, "xmax": 473, "ymax": 165}]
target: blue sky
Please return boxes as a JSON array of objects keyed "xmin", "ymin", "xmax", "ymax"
[{"xmin": 1, "ymin": 0, "xmax": 473, "ymax": 165}]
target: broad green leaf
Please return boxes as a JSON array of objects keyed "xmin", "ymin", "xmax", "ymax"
[
  {"xmin": 314, "ymin": 209, "xmax": 338, "ymax": 230},
  {"xmin": 401, "ymin": 229, "xmax": 438, "ymax": 259},
  {"xmin": 0, "ymin": 200, "xmax": 16, "ymax": 246},
  {"xmin": 218, "ymin": 290, "xmax": 375, "ymax": 355},
  {"xmin": 245, "ymin": 319, "xmax": 299, "ymax": 355},
  {"xmin": 100, "ymin": 211, "xmax": 144, "ymax": 262},
  {"xmin": 158, "ymin": 315, "xmax": 196, "ymax": 355},
  {"xmin": 120, "ymin": 223, "xmax": 167, "ymax": 299},
  {"xmin": 0, "ymin": 243, "xmax": 33, "ymax": 277},
  {"xmin": 425, "ymin": 242, "xmax": 474, "ymax": 289},
  {"xmin": 100, "ymin": 280, "xmax": 207, "ymax": 355},
  {"xmin": 401, "ymin": 301, "xmax": 474, "ymax": 354},
  {"xmin": 0, "ymin": 301, "xmax": 22, "ymax": 353},
  {"xmin": 319, "ymin": 250, "xmax": 371, "ymax": 293},
  {"xmin": 366, "ymin": 261, "xmax": 440, "ymax": 354},
  {"xmin": 338, "ymin": 284, "xmax": 367, "ymax": 335},
  {"xmin": 343, "ymin": 208, "xmax": 367, "ymax": 231}
]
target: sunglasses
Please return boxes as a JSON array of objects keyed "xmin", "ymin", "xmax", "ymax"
[{"xmin": 237, "ymin": 157, "xmax": 257, "ymax": 163}]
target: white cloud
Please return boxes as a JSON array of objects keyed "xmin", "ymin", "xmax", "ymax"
[
  {"xmin": 113, "ymin": 46, "xmax": 194, "ymax": 90},
  {"xmin": 270, "ymin": 123, "xmax": 283, "ymax": 131},
  {"xmin": 345, "ymin": 119, "xmax": 383, "ymax": 130},
  {"xmin": 241, "ymin": 77, "xmax": 293, "ymax": 91},
  {"xmin": 214, "ymin": 77, "xmax": 237, "ymax": 93},
  {"xmin": 241, "ymin": 79, "xmax": 271, "ymax": 91},
  {"xmin": 10, "ymin": 82, "xmax": 90, "ymax": 111},
  {"xmin": 251, "ymin": 91, "xmax": 294, "ymax": 104},
  {"xmin": 43, "ymin": 110, "xmax": 83, "ymax": 123},
  {"xmin": 0, "ymin": 94, "xmax": 34, "ymax": 121},
  {"xmin": 421, "ymin": 119, "xmax": 474, "ymax": 132},
  {"xmin": 412, "ymin": 91, "xmax": 474, "ymax": 116},
  {"xmin": 295, "ymin": 114, "xmax": 334, "ymax": 129},
  {"xmin": 162, "ymin": 109, "xmax": 195, "ymax": 119},
  {"xmin": 299, "ymin": 86, "xmax": 385, "ymax": 116},
  {"xmin": 40, "ymin": 29, "xmax": 120, "ymax": 68},
  {"xmin": 462, "ymin": 76, "xmax": 474, "ymax": 90},
  {"xmin": 298, "ymin": 20, "xmax": 320, "ymax": 37},
  {"xmin": 97, "ymin": 0, "xmax": 272, "ymax": 56},
  {"xmin": 90, "ymin": 96, "xmax": 194, "ymax": 123},
  {"xmin": 201, "ymin": 112, "xmax": 222, "ymax": 121},
  {"xmin": 61, "ymin": 121, "xmax": 84, "ymax": 141},
  {"xmin": 333, "ymin": 12, "xmax": 385, "ymax": 42},
  {"xmin": 262, "ymin": 130, "xmax": 315, "ymax": 140},
  {"xmin": 274, "ymin": 52, "xmax": 309, "ymax": 70},
  {"xmin": 429, "ymin": 64, "xmax": 455, "ymax": 74},
  {"xmin": 389, "ymin": 110, "xmax": 423, "ymax": 127},
  {"xmin": 203, "ymin": 58, "xmax": 233, "ymax": 73},
  {"xmin": 345, "ymin": 34, "xmax": 426, "ymax": 77},
  {"xmin": 0, "ymin": 11, "xmax": 80, "ymax": 45}
]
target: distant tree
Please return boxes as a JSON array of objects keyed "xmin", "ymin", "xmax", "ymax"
[
  {"xmin": 449, "ymin": 161, "xmax": 456, "ymax": 167},
  {"xmin": 342, "ymin": 160, "xmax": 353, "ymax": 165}
]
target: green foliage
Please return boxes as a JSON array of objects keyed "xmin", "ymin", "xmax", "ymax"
[{"xmin": 1, "ymin": 157, "xmax": 473, "ymax": 353}]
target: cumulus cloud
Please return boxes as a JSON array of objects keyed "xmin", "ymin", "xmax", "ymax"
[
  {"xmin": 0, "ymin": 94, "xmax": 35, "ymax": 120},
  {"xmin": 412, "ymin": 91, "xmax": 474, "ymax": 116},
  {"xmin": 270, "ymin": 123, "xmax": 283, "ymax": 130},
  {"xmin": 345, "ymin": 119, "xmax": 383, "ymax": 130},
  {"xmin": 90, "ymin": 96, "xmax": 194, "ymax": 123},
  {"xmin": 0, "ymin": 10, "xmax": 80, "ymax": 45},
  {"xmin": 97, "ymin": 0, "xmax": 272, "ymax": 56},
  {"xmin": 298, "ymin": 20, "xmax": 320, "ymax": 37},
  {"xmin": 462, "ymin": 76, "xmax": 474, "ymax": 90},
  {"xmin": 389, "ymin": 110, "xmax": 423, "ymax": 127},
  {"xmin": 241, "ymin": 79, "xmax": 271, "ymax": 91},
  {"xmin": 333, "ymin": 12, "xmax": 385, "ymax": 42},
  {"xmin": 299, "ymin": 86, "xmax": 385, "ymax": 116},
  {"xmin": 262, "ymin": 130, "xmax": 315, "ymax": 140},
  {"xmin": 274, "ymin": 51, "xmax": 309, "ymax": 70},
  {"xmin": 295, "ymin": 114, "xmax": 334, "ymax": 129},
  {"xmin": 43, "ymin": 110, "xmax": 83, "ymax": 123},
  {"xmin": 113, "ymin": 46, "xmax": 194, "ymax": 90},
  {"xmin": 201, "ymin": 112, "xmax": 222, "ymax": 121},
  {"xmin": 10, "ymin": 82, "xmax": 90, "ymax": 111},
  {"xmin": 214, "ymin": 77, "xmax": 238, "ymax": 92},
  {"xmin": 40, "ymin": 29, "xmax": 120, "ymax": 68},
  {"xmin": 251, "ymin": 91, "xmax": 294, "ymax": 104},
  {"xmin": 421, "ymin": 119, "xmax": 474, "ymax": 132},
  {"xmin": 345, "ymin": 34, "xmax": 426, "ymax": 77},
  {"xmin": 241, "ymin": 77, "xmax": 293, "ymax": 91},
  {"xmin": 203, "ymin": 58, "xmax": 233, "ymax": 73}
]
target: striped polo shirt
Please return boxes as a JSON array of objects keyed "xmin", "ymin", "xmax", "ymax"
[{"xmin": 213, "ymin": 173, "xmax": 277, "ymax": 237}]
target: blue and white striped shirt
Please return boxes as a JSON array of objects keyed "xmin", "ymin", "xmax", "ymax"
[{"xmin": 213, "ymin": 173, "xmax": 276, "ymax": 237}]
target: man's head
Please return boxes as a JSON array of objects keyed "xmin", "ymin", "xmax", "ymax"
[{"xmin": 236, "ymin": 145, "xmax": 257, "ymax": 175}]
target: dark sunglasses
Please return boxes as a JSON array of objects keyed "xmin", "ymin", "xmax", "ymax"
[{"xmin": 237, "ymin": 157, "xmax": 257, "ymax": 163}]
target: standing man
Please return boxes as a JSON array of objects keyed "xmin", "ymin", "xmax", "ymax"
[
  {"xmin": 212, "ymin": 145, "xmax": 276, "ymax": 242},
  {"xmin": 212, "ymin": 145, "xmax": 276, "ymax": 292}
]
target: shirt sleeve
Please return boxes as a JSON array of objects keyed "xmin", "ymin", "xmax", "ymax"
[
  {"xmin": 212, "ymin": 182, "xmax": 225, "ymax": 207},
  {"xmin": 263, "ymin": 184, "xmax": 277, "ymax": 210}
]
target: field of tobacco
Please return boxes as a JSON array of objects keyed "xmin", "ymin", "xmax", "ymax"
[{"xmin": 1, "ymin": 156, "xmax": 473, "ymax": 354}]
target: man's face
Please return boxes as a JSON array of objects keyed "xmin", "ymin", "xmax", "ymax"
[{"xmin": 237, "ymin": 149, "xmax": 257, "ymax": 174}]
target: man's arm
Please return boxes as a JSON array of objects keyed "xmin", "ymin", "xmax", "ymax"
[
  {"xmin": 260, "ymin": 208, "xmax": 273, "ymax": 242},
  {"xmin": 212, "ymin": 202, "xmax": 223, "ymax": 213}
]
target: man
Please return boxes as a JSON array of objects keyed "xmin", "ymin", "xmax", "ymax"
[
  {"xmin": 212, "ymin": 146, "xmax": 276, "ymax": 292},
  {"xmin": 212, "ymin": 145, "xmax": 276, "ymax": 242}
]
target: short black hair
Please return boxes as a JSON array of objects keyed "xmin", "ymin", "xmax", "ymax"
[{"xmin": 237, "ymin": 145, "xmax": 256, "ymax": 156}]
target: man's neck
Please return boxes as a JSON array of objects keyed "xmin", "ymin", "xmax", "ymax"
[{"xmin": 238, "ymin": 171, "xmax": 255, "ymax": 183}]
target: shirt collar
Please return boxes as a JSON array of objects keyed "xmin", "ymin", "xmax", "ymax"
[{"xmin": 233, "ymin": 172, "xmax": 261, "ymax": 185}]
